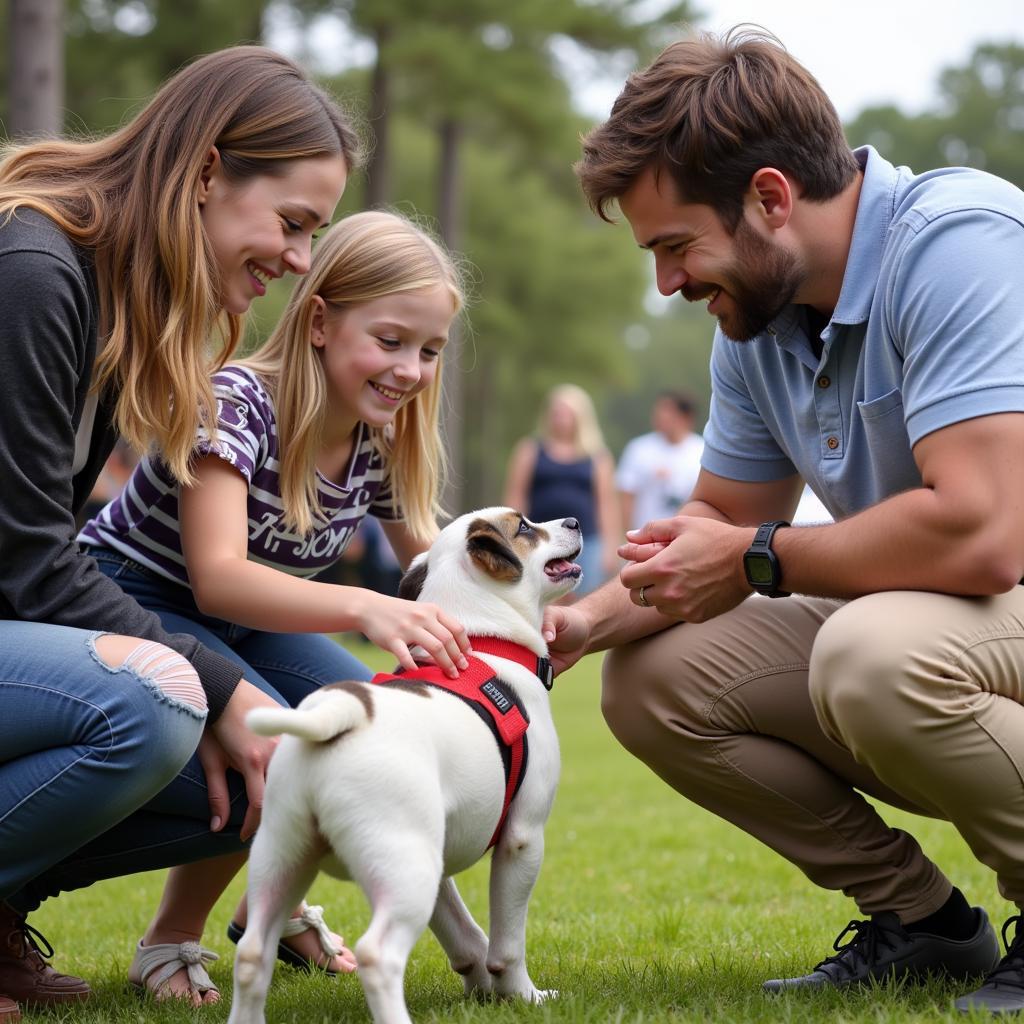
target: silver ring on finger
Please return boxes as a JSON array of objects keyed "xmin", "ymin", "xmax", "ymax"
[{"xmin": 638, "ymin": 585, "xmax": 650, "ymax": 607}]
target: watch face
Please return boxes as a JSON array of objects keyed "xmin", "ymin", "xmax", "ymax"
[{"xmin": 745, "ymin": 554, "xmax": 774, "ymax": 586}]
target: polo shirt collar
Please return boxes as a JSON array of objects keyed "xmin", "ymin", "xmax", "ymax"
[{"xmin": 829, "ymin": 146, "xmax": 902, "ymax": 326}]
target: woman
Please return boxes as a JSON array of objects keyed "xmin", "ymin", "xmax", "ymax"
[
  {"xmin": 503, "ymin": 383, "xmax": 621, "ymax": 597},
  {"xmin": 0, "ymin": 46, "xmax": 357, "ymax": 1020}
]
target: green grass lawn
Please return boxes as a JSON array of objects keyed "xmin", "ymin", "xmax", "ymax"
[{"xmin": 33, "ymin": 640, "xmax": 1013, "ymax": 1023}]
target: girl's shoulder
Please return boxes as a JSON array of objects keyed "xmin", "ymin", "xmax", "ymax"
[
  {"xmin": 213, "ymin": 362, "xmax": 268, "ymax": 393},
  {"xmin": 213, "ymin": 364, "xmax": 276, "ymax": 410},
  {"xmin": 210, "ymin": 364, "xmax": 278, "ymax": 435}
]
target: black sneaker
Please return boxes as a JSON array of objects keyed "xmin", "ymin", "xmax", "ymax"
[
  {"xmin": 955, "ymin": 915, "xmax": 1024, "ymax": 1014},
  {"xmin": 763, "ymin": 907, "xmax": 1000, "ymax": 992}
]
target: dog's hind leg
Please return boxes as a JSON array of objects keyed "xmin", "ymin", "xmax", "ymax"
[
  {"xmin": 429, "ymin": 877, "xmax": 491, "ymax": 997},
  {"xmin": 227, "ymin": 829, "xmax": 319, "ymax": 1024},
  {"xmin": 351, "ymin": 846, "xmax": 443, "ymax": 1024},
  {"xmin": 486, "ymin": 824, "xmax": 550, "ymax": 1002}
]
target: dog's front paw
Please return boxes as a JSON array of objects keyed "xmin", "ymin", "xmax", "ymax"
[
  {"xmin": 490, "ymin": 976, "xmax": 558, "ymax": 1004},
  {"xmin": 456, "ymin": 962, "xmax": 492, "ymax": 998}
]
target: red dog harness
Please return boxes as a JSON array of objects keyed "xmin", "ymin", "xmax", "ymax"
[{"xmin": 371, "ymin": 638, "xmax": 554, "ymax": 849}]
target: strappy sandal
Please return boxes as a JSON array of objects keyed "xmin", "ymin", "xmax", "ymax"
[
  {"xmin": 226, "ymin": 903, "xmax": 343, "ymax": 974},
  {"xmin": 127, "ymin": 939, "xmax": 219, "ymax": 1001}
]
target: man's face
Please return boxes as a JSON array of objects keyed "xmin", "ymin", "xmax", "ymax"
[{"xmin": 619, "ymin": 165, "xmax": 805, "ymax": 341}]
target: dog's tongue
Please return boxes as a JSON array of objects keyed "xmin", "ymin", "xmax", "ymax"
[{"xmin": 545, "ymin": 558, "xmax": 576, "ymax": 577}]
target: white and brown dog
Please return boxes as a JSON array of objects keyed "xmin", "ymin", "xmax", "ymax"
[{"xmin": 226, "ymin": 508, "xmax": 583, "ymax": 1024}]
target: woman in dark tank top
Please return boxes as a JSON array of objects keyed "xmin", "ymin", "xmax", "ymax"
[{"xmin": 503, "ymin": 383, "xmax": 621, "ymax": 596}]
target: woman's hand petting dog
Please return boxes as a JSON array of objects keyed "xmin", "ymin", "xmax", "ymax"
[{"xmin": 356, "ymin": 591, "xmax": 472, "ymax": 678}]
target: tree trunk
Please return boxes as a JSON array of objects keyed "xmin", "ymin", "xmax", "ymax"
[
  {"xmin": 247, "ymin": 4, "xmax": 264, "ymax": 43},
  {"xmin": 364, "ymin": 26, "xmax": 391, "ymax": 208},
  {"xmin": 437, "ymin": 117, "xmax": 461, "ymax": 249},
  {"xmin": 9, "ymin": 0, "xmax": 64, "ymax": 139},
  {"xmin": 437, "ymin": 117, "xmax": 464, "ymax": 514}
]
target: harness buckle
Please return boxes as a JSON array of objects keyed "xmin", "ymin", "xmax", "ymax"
[{"xmin": 536, "ymin": 656, "xmax": 554, "ymax": 691}]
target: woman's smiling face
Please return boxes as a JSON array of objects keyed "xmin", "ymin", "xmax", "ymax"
[{"xmin": 199, "ymin": 151, "xmax": 348, "ymax": 315}]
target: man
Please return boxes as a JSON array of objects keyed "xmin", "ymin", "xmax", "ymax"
[
  {"xmin": 616, "ymin": 390, "xmax": 704, "ymax": 532},
  {"xmin": 551, "ymin": 26, "xmax": 1024, "ymax": 1014}
]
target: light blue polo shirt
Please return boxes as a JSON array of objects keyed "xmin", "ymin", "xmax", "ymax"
[{"xmin": 702, "ymin": 146, "xmax": 1024, "ymax": 520}]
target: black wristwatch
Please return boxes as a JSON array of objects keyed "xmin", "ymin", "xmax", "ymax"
[{"xmin": 743, "ymin": 520, "xmax": 791, "ymax": 598}]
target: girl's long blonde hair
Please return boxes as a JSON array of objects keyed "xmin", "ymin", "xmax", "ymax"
[
  {"xmin": 0, "ymin": 46, "xmax": 359, "ymax": 484},
  {"xmin": 241, "ymin": 211, "xmax": 462, "ymax": 543},
  {"xmin": 541, "ymin": 383, "xmax": 608, "ymax": 459}
]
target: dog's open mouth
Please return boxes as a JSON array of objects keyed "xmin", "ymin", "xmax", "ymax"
[{"xmin": 545, "ymin": 549, "xmax": 583, "ymax": 581}]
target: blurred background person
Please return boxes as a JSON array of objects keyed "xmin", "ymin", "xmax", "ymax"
[
  {"xmin": 348, "ymin": 515, "xmax": 403, "ymax": 599},
  {"xmin": 616, "ymin": 390, "xmax": 705, "ymax": 531},
  {"xmin": 503, "ymin": 383, "xmax": 620, "ymax": 597}
]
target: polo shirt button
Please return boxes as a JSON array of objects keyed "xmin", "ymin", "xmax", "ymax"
[
  {"xmin": 818, "ymin": 375, "xmax": 831, "ymax": 388},
  {"xmin": 826, "ymin": 436, "xmax": 839, "ymax": 450}
]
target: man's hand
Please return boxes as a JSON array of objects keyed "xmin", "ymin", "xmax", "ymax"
[
  {"xmin": 542, "ymin": 604, "xmax": 592, "ymax": 676},
  {"xmin": 204, "ymin": 679, "xmax": 282, "ymax": 842},
  {"xmin": 618, "ymin": 516, "xmax": 756, "ymax": 623}
]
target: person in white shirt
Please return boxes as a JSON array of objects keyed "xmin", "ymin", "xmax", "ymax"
[{"xmin": 616, "ymin": 390, "xmax": 705, "ymax": 530}]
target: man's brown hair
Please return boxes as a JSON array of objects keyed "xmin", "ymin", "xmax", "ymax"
[{"xmin": 576, "ymin": 26, "xmax": 858, "ymax": 231}]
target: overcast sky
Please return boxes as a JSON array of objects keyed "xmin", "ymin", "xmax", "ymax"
[{"xmin": 579, "ymin": 0, "xmax": 1024, "ymax": 122}]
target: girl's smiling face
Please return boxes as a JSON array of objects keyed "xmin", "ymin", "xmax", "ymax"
[
  {"xmin": 312, "ymin": 285, "xmax": 456, "ymax": 438},
  {"xmin": 199, "ymin": 150, "xmax": 348, "ymax": 314}
]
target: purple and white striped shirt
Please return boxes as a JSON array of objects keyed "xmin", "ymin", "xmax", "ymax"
[{"xmin": 78, "ymin": 365, "xmax": 400, "ymax": 586}]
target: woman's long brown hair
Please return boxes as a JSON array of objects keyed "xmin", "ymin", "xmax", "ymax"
[{"xmin": 0, "ymin": 45, "xmax": 360, "ymax": 483}]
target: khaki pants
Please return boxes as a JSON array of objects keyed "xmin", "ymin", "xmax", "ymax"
[{"xmin": 601, "ymin": 588, "xmax": 1024, "ymax": 921}]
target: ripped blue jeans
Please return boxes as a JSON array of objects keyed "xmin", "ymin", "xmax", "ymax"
[
  {"xmin": 1, "ymin": 559, "xmax": 371, "ymax": 913},
  {"xmin": 0, "ymin": 620, "xmax": 206, "ymax": 911}
]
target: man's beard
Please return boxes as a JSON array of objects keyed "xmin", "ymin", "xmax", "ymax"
[{"xmin": 706, "ymin": 219, "xmax": 804, "ymax": 342}]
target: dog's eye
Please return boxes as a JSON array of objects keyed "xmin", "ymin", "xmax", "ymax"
[{"xmin": 517, "ymin": 519, "xmax": 532, "ymax": 535}]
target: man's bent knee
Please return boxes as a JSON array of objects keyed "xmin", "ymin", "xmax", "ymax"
[
  {"xmin": 601, "ymin": 645, "xmax": 642, "ymax": 745},
  {"xmin": 94, "ymin": 635, "xmax": 207, "ymax": 715},
  {"xmin": 601, "ymin": 640, "xmax": 689, "ymax": 758},
  {"xmin": 809, "ymin": 594, "xmax": 914, "ymax": 747}
]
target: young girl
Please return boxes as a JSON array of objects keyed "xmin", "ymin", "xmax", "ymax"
[
  {"xmin": 79, "ymin": 210, "xmax": 469, "ymax": 1003},
  {"xmin": 503, "ymin": 383, "xmax": 621, "ymax": 597},
  {"xmin": 0, "ymin": 46, "xmax": 355, "ymax": 1022}
]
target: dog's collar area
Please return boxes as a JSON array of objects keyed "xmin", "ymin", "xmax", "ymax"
[{"xmin": 463, "ymin": 636, "xmax": 554, "ymax": 691}]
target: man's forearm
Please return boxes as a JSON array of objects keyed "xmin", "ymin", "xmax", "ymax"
[
  {"xmin": 575, "ymin": 576, "xmax": 679, "ymax": 654},
  {"xmin": 773, "ymin": 486, "xmax": 1024, "ymax": 599}
]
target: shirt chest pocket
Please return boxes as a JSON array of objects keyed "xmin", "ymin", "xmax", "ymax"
[{"xmin": 856, "ymin": 388, "xmax": 920, "ymax": 490}]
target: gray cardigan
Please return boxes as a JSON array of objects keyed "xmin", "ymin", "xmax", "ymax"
[{"xmin": 0, "ymin": 208, "xmax": 242, "ymax": 719}]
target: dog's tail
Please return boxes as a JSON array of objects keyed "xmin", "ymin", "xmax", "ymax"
[{"xmin": 246, "ymin": 685, "xmax": 370, "ymax": 743}]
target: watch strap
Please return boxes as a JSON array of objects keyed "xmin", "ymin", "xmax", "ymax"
[{"xmin": 745, "ymin": 520, "xmax": 791, "ymax": 597}]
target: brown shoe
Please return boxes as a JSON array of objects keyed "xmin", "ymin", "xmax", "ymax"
[
  {"xmin": 0, "ymin": 905, "xmax": 89, "ymax": 1007},
  {"xmin": 0, "ymin": 996, "xmax": 20, "ymax": 1023}
]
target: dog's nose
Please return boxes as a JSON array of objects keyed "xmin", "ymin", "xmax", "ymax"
[{"xmin": 561, "ymin": 518, "xmax": 581, "ymax": 532}]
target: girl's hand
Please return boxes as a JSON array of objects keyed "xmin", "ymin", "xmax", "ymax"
[{"xmin": 358, "ymin": 592, "xmax": 471, "ymax": 679}]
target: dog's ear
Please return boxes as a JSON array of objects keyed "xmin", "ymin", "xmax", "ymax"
[
  {"xmin": 397, "ymin": 553, "xmax": 429, "ymax": 601},
  {"xmin": 466, "ymin": 519, "xmax": 523, "ymax": 583}
]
